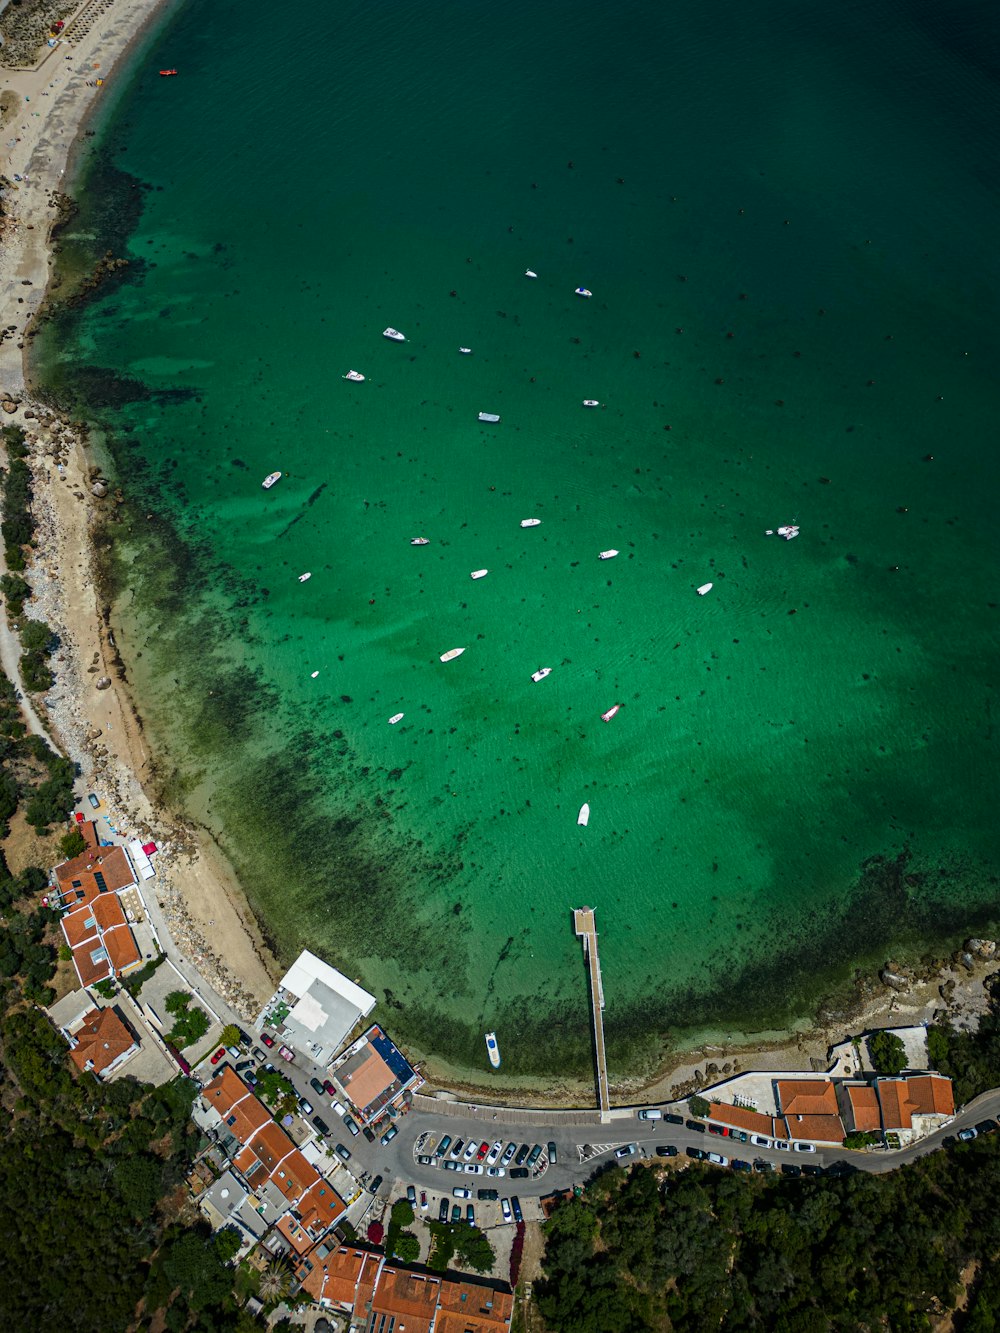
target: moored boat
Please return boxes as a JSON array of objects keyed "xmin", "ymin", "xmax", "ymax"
[
  {"xmin": 459, "ymin": 347, "xmax": 472, "ymax": 354},
  {"xmin": 485, "ymin": 1031, "xmax": 501, "ymax": 1068},
  {"xmin": 388, "ymin": 713, "xmax": 404, "ymax": 725},
  {"xmin": 520, "ymin": 518, "xmax": 541, "ymax": 528},
  {"xmin": 159, "ymin": 69, "xmax": 178, "ymax": 77},
  {"xmin": 383, "ymin": 327, "xmax": 406, "ymax": 341},
  {"xmin": 577, "ymin": 803, "xmax": 590, "ymax": 826},
  {"xmin": 697, "ymin": 582, "xmax": 713, "ymax": 595},
  {"xmin": 575, "ymin": 287, "xmax": 592, "ymax": 298},
  {"xmin": 525, "ymin": 269, "xmax": 538, "ymax": 279},
  {"xmin": 410, "ymin": 537, "xmax": 430, "ymax": 546},
  {"xmin": 262, "ymin": 472, "xmax": 281, "ymax": 489},
  {"xmin": 777, "ymin": 524, "xmax": 800, "ymax": 540},
  {"xmin": 478, "ymin": 411, "xmax": 501, "ymax": 423},
  {"xmin": 343, "ymin": 370, "xmax": 365, "ymax": 381},
  {"xmin": 298, "ymin": 572, "xmax": 311, "ymax": 582},
  {"xmin": 440, "ymin": 648, "xmax": 466, "ymax": 662},
  {"xmin": 598, "ymin": 549, "xmax": 618, "ymax": 560},
  {"xmin": 470, "ymin": 569, "xmax": 488, "ymax": 580},
  {"xmin": 531, "ymin": 667, "xmax": 552, "ymax": 682},
  {"xmin": 582, "ymin": 399, "xmax": 600, "ymax": 407},
  {"xmin": 601, "ymin": 704, "xmax": 620, "ymax": 722}
]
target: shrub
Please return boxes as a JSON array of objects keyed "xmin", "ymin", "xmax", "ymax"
[
  {"xmin": 688, "ymin": 1094, "xmax": 710, "ymax": 1118},
  {"xmin": 58, "ymin": 828, "xmax": 87, "ymax": 860},
  {"xmin": 867, "ymin": 1029, "xmax": 908, "ymax": 1076}
]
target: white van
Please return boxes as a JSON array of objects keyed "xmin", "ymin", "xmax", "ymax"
[{"xmin": 638, "ymin": 1108, "xmax": 662, "ymax": 1121}]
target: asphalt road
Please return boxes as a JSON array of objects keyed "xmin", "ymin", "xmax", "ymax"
[{"xmin": 225, "ymin": 1042, "xmax": 1000, "ymax": 1203}]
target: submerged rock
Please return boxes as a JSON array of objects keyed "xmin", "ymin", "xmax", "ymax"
[{"xmin": 965, "ymin": 938, "xmax": 997, "ymax": 960}]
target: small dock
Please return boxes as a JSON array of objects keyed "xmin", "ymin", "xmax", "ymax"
[{"xmin": 574, "ymin": 907, "xmax": 610, "ymax": 1121}]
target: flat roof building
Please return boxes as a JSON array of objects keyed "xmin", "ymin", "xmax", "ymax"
[
  {"xmin": 328, "ymin": 1024, "xmax": 422, "ymax": 1125},
  {"xmin": 261, "ymin": 950, "xmax": 376, "ymax": 1066}
]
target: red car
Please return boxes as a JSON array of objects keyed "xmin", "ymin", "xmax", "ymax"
[
  {"xmin": 209, "ymin": 1047, "xmax": 226, "ymax": 1065},
  {"xmin": 476, "ymin": 1141, "xmax": 490, "ymax": 1161},
  {"xmin": 279, "ymin": 1045, "xmax": 295, "ymax": 1061},
  {"xmin": 707, "ymin": 1124, "xmax": 729, "ymax": 1137},
  {"xmin": 260, "ymin": 1033, "xmax": 275, "ymax": 1048},
  {"xmin": 323, "ymin": 1079, "xmax": 337, "ymax": 1096}
]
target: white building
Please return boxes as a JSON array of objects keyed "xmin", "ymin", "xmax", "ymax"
[{"xmin": 260, "ymin": 949, "xmax": 376, "ymax": 1067}]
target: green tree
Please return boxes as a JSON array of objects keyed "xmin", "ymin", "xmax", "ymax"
[
  {"xmin": 688, "ymin": 1094, "xmax": 710, "ymax": 1118},
  {"xmin": 220, "ymin": 1023, "xmax": 241, "ymax": 1048},
  {"xmin": 868, "ymin": 1029, "xmax": 908, "ymax": 1075},
  {"xmin": 454, "ymin": 1226, "xmax": 496, "ymax": 1273},
  {"xmin": 391, "ymin": 1198, "xmax": 415, "ymax": 1228},
  {"xmin": 59, "ymin": 827, "xmax": 87, "ymax": 860},
  {"xmin": 394, "ymin": 1232, "xmax": 421, "ymax": 1263}
]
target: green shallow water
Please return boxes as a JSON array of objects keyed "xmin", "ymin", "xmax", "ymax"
[{"xmin": 38, "ymin": 0, "xmax": 1000, "ymax": 1078}]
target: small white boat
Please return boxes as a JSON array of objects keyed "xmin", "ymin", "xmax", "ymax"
[
  {"xmin": 598, "ymin": 549, "xmax": 619, "ymax": 560},
  {"xmin": 531, "ymin": 667, "xmax": 552, "ymax": 682},
  {"xmin": 697, "ymin": 582, "xmax": 713, "ymax": 595},
  {"xmin": 575, "ymin": 287, "xmax": 592, "ymax": 298},
  {"xmin": 777, "ymin": 524, "xmax": 800, "ymax": 540},
  {"xmin": 343, "ymin": 370, "xmax": 365, "ymax": 382},
  {"xmin": 410, "ymin": 537, "xmax": 430, "ymax": 546},
  {"xmin": 388, "ymin": 713, "xmax": 404, "ymax": 725},
  {"xmin": 485, "ymin": 1031, "xmax": 501, "ymax": 1068},
  {"xmin": 583, "ymin": 399, "xmax": 600, "ymax": 408},
  {"xmin": 478, "ymin": 411, "xmax": 501, "ymax": 423},
  {"xmin": 262, "ymin": 472, "xmax": 281, "ymax": 489},
  {"xmin": 577, "ymin": 803, "xmax": 590, "ymax": 827},
  {"xmin": 525, "ymin": 269, "xmax": 538, "ymax": 279},
  {"xmin": 440, "ymin": 648, "xmax": 466, "ymax": 662},
  {"xmin": 601, "ymin": 704, "xmax": 621, "ymax": 722},
  {"xmin": 520, "ymin": 518, "xmax": 541, "ymax": 528},
  {"xmin": 298, "ymin": 572, "xmax": 311, "ymax": 583},
  {"xmin": 470, "ymin": 569, "xmax": 488, "ymax": 580},
  {"xmin": 459, "ymin": 347, "xmax": 472, "ymax": 355},
  {"xmin": 311, "ymin": 670, "xmax": 320, "ymax": 678},
  {"xmin": 383, "ymin": 327, "xmax": 406, "ymax": 341}
]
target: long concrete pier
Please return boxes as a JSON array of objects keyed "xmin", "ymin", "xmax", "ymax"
[{"xmin": 573, "ymin": 907, "xmax": 610, "ymax": 1121}]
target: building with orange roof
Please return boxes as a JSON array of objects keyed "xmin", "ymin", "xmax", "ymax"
[
  {"xmin": 368, "ymin": 1265, "xmax": 441, "ymax": 1333},
  {"xmin": 839, "ymin": 1083, "xmax": 883, "ymax": 1135},
  {"xmin": 707, "ymin": 1102, "xmax": 788, "ymax": 1140},
  {"xmin": 436, "ymin": 1274, "xmax": 515, "ymax": 1333},
  {"xmin": 60, "ymin": 891, "xmax": 141, "ymax": 987},
  {"xmin": 267, "ymin": 1147, "xmax": 319, "ymax": 1206},
  {"xmin": 776, "ymin": 1079, "xmax": 846, "ymax": 1143},
  {"xmin": 53, "ymin": 840, "xmax": 135, "ymax": 909},
  {"xmin": 203, "ymin": 1065, "xmax": 257, "ymax": 1119},
  {"xmin": 233, "ymin": 1119, "xmax": 296, "ymax": 1190},
  {"xmin": 877, "ymin": 1074, "xmax": 954, "ymax": 1137},
  {"xmin": 63, "ymin": 1005, "xmax": 139, "ymax": 1078},
  {"xmin": 328, "ymin": 1024, "xmax": 422, "ymax": 1125}
]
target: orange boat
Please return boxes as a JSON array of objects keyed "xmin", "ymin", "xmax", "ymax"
[{"xmin": 159, "ymin": 69, "xmax": 178, "ymax": 77}]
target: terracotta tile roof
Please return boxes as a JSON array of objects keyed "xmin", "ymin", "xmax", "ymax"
[
  {"xmin": 223, "ymin": 1094, "xmax": 272, "ymax": 1145},
  {"xmin": 103, "ymin": 923, "xmax": 141, "ymax": 973},
  {"xmin": 296, "ymin": 1179, "xmax": 346, "ymax": 1234},
  {"xmin": 275, "ymin": 1212, "xmax": 316, "ymax": 1256},
  {"xmin": 846, "ymin": 1084, "xmax": 882, "ymax": 1134},
  {"xmin": 707, "ymin": 1102, "xmax": 788, "ymax": 1139},
  {"xmin": 233, "ymin": 1144, "xmax": 268, "ymax": 1190},
  {"xmin": 785, "ymin": 1113, "xmax": 845, "ymax": 1143},
  {"xmin": 204, "ymin": 1066, "xmax": 254, "ymax": 1118},
  {"xmin": 60, "ymin": 892, "xmax": 141, "ymax": 985},
  {"xmin": 297, "ymin": 1246, "xmax": 382, "ymax": 1309},
  {"xmin": 268, "ymin": 1147, "xmax": 318, "ymax": 1202},
  {"xmin": 337, "ymin": 1044, "xmax": 397, "ymax": 1115},
  {"xmin": 878, "ymin": 1075, "xmax": 954, "ymax": 1129},
  {"xmin": 436, "ymin": 1276, "xmax": 514, "ymax": 1332},
  {"xmin": 776, "ymin": 1079, "xmax": 840, "ymax": 1117},
  {"xmin": 67, "ymin": 1007, "xmax": 137, "ymax": 1076},
  {"xmin": 235, "ymin": 1119, "xmax": 294, "ymax": 1174},
  {"xmin": 55, "ymin": 845, "xmax": 135, "ymax": 903},
  {"xmin": 371, "ymin": 1266, "xmax": 441, "ymax": 1331}
]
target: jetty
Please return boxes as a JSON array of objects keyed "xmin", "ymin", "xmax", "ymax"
[{"xmin": 573, "ymin": 907, "xmax": 610, "ymax": 1121}]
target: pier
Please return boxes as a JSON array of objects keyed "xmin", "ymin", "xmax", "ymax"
[{"xmin": 573, "ymin": 907, "xmax": 610, "ymax": 1121}]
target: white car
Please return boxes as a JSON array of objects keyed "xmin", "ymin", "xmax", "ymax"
[
  {"xmin": 793, "ymin": 1141, "xmax": 816, "ymax": 1153},
  {"xmin": 749, "ymin": 1134, "xmax": 772, "ymax": 1149},
  {"xmin": 707, "ymin": 1152, "xmax": 729, "ymax": 1167},
  {"xmin": 501, "ymin": 1197, "xmax": 512, "ymax": 1222},
  {"xmin": 486, "ymin": 1140, "xmax": 504, "ymax": 1165},
  {"xmin": 464, "ymin": 1163, "xmax": 482, "ymax": 1174},
  {"xmin": 453, "ymin": 1187, "xmax": 472, "ymax": 1199},
  {"xmin": 463, "ymin": 1141, "xmax": 478, "ymax": 1160},
  {"xmin": 774, "ymin": 1140, "xmax": 791, "ymax": 1153},
  {"xmin": 486, "ymin": 1166, "xmax": 506, "ymax": 1177}
]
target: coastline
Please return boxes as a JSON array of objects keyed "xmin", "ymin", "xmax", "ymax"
[{"xmin": 2, "ymin": 0, "xmax": 996, "ymax": 1101}]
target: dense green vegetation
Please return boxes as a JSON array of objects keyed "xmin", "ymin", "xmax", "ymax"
[
  {"xmin": 1, "ymin": 424, "xmax": 35, "ymax": 569},
  {"xmin": 868, "ymin": 1028, "xmax": 908, "ymax": 1075},
  {"xmin": 426, "ymin": 1219, "xmax": 496, "ymax": 1274},
  {"xmin": 164, "ymin": 989, "xmax": 211, "ymax": 1049},
  {"xmin": 929, "ymin": 984, "xmax": 1000, "ymax": 1105},
  {"xmin": 536, "ymin": 1147, "xmax": 1000, "ymax": 1331}
]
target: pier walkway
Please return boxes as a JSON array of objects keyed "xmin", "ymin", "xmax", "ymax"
[{"xmin": 574, "ymin": 907, "xmax": 611, "ymax": 1121}]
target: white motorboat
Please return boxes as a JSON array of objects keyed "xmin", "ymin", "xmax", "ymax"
[
  {"xmin": 343, "ymin": 370, "xmax": 365, "ymax": 382},
  {"xmin": 598, "ymin": 549, "xmax": 619, "ymax": 560},
  {"xmin": 485, "ymin": 1031, "xmax": 501, "ymax": 1068},
  {"xmin": 582, "ymin": 399, "xmax": 600, "ymax": 408},
  {"xmin": 298, "ymin": 572, "xmax": 311, "ymax": 583},
  {"xmin": 575, "ymin": 287, "xmax": 592, "ymax": 298},
  {"xmin": 410, "ymin": 537, "xmax": 430, "ymax": 546},
  {"xmin": 525, "ymin": 269, "xmax": 538, "ymax": 279},
  {"xmin": 388, "ymin": 713, "xmax": 404, "ymax": 725},
  {"xmin": 459, "ymin": 347, "xmax": 472, "ymax": 355},
  {"xmin": 440, "ymin": 648, "xmax": 466, "ymax": 662},
  {"xmin": 478, "ymin": 411, "xmax": 501, "ymax": 423},
  {"xmin": 531, "ymin": 667, "xmax": 552, "ymax": 682},
  {"xmin": 520, "ymin": 518, "xmax": 541, "ymax": 528},
  {"xmin": 383, "ymin": 327, "xmax": 406, "ymax": 341},
  {"xmin": 697, "ymin": 582, "xmax": 713, "ymax": 595},
  {"xmin": 262, "ymin": 472, "xmax": 281, "ymax": 489},
  {"xmin": 470, "ymin": 569, "xmax": 488, "ymax": 580},
  {"xmin": 310, "ymin": 670, "xmax": 320, "ymax": 678},
  {"xmin": 777, "ymin": 524, "xmax": 800, "ymax": 540},
  {"xmin": 577, "ymin": 803, "xmax": 590, "ymax": 827},
  {"xmin": 601, "ymin": 704, "xmax": 621, "ymax": 722}
]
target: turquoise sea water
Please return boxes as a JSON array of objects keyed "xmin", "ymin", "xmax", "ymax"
[{"xmin": 39, "ymin": 0, "xmax": 1000, "ymax": 1079}]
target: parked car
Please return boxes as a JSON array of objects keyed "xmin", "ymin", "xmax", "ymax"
[
  {"xmin": 443, "ymin": 1160, "xmax": 461, "ymax": 1172},
  {"xmin": 313, "ymin": 1115, "xmax": 330, "ymax": 1135},
  {"xmin": 450, "ymin": 1139, "xmax": 465, "ymax": 1158},
  {"xmin": 615, "ymin": 1143, "xmax": 637, "ymax": 1158},
  {"xmin": 655, "ymin": 1146, "xmax": 678, "ymax": 1157},
  {"xmin": 463, "ymin": 1141, "xmax": 478, "ymax": 1161},
  {"xmin": 437, "ymin": 1135, "xmax": 452, "ymax": 1156},
  {"xmin": 733, "ymin": 1131, "xmax": 749, "ymax": 1143},
  {"xmin": 514, "ymin": 1144, "xmax": 530, "ymax": 1165},
  {"xmin": 260, "ymin": 1033, "xmax": 275, "ymax": 1048},
  {"xmin": 707, "ymin": 1124, "xmax": 729, "ymax": 1137},
  {"xmin": 511, "ymin": 1196, "xmax": 523, "ymax": 1223},
  {"xmin": 309, "ymin": 1078, "xmax": 326, "ymax": 1097},
  {"xmin": 547, "ymin": 1141, "xmax": 558, "ymax": 1164},
  {"xmin": 501, "ymin": 1143, "xmax": 517, "ymax": 1165},
  {"xmin": 210, "ymin": 1047, "xmax": 226, "ymax": 1065},
  {"xmin": 439, "ymin": 1197, "xmax": 450, "ymax": 1222},
  {"xmin": 420, "ymin": 1191, "xmax": 428, "ymax": 1210},
  {"xmin": 686, "ymin": 1119, "xmax": 706, "ymax": 1134},
  {"xmin": 380, "ymin": 1126, "xmax": 398, "ymax": 1146},
  {"xmin": 974, "ymin": 1121, "xmax": 998, "ymax": 1135},
  {"xmin": 509, "ymin": 1167, "xmax": 529, "ymax": 1179},
  {"xmin": 362, "ymin": 1126, "xmax": 376, "ymax": 1143},
  {"xmin": 298, "ymin": 1097, "xmax": 314, "ymax": 1116},
  {"xmin": 244, "ymin": 1071, "xmax": 258, "ymax": 1087},
  {"xmin": 486, "ymin": 1141, "xmax": 504, "ymax": 1165},
  {"xmin": 464, "ymin": 1164, "xmax": 483, "ymax": 1175},
  {"xmin": 418, "ymin": 1154, "xmax": 434, "ymax": 1166},
  {"xmin": 753, "ymin": 1159, "xmax": 773, "ymax": 1173},
  {"xmin": 774, "ymin": 1140, "xmax": 791, "ymax": 1152},
  {"xmin": 279, "ymin": 1045, "xmax": 295, "ymax": 1061},
  {"xmin": 638, "ymin": 1108, "xmax": 662, "ymax": 1120},
  {"xmin": 453, "ymin": 1187, "xmax": 472, "ymax": 1199},
  {"xmin": 477, "ymin": 1188, "xmax": 499, "ymax": 1201},
  {"xmin": 476, "ymin": 1141, "xmax": 490, "ymax": 1161},
  {"xmin": 369, "ymin": 1175, "xmax": 384, "ymax": 1194},
  {"xmin": 343, "ymin": 1115, "xmax": 360, "ymax": 1137},
  {"xmin": 958, "ymin": 1127, "xmax": 978, "ymax": 1142},
  {"xmin": 334, "ymin": 1143, "xmax": 351, "ymax": 1161},
  {"xmin": 486, "ymin": 1166, "xmax": 506, "ymax": 1177},
  {"xmin": 527, "ymin": 1144, "xmax": 543, "ymax": 1168},
  {"xmin": 781, "ymin": 1163, "xmax": 802, "ymax": 1177},
  {"xmin": 88, "ymin": 792, "xmax": 100, "ymax": 809},
  {"xmin": 749, "ymin": 1134, "xmax": 771, "ymax": 1148},
  {"xmin": 406, "ymin": 1185, "xmax": 416, "ymax": 1205},
  {"xmin": 663, "ymin": 1113, "xmax": 684, "ymax": 1125},
  {"xmin": 252, "ymin": 1047, "xmax": 266, "ymax": 1063},
  {"xmin": 687, "ymin": 1147, "xmax": 707, "ymax": 1161},
  {"xmin": 801, "ymin": 1164, "xmax": 823, "ymax": 1177},
  {"xmin": 707, "ymin": 1152, "xmax": 729, "ymax": 1167},
  {"xmin": 226, "ymin": 1045, "xmax": 241, "ymax": 1060},
  {"xmin": 793, "ymin": 1141, "xmax": 817, "ymax": 1154},
  {"xmin": 731, "ymin": 1159, "xmax": 752, "ymax": 1172},
  {"xmin": 501, "ymin": 1198, "xmax": 512, "ymax": 1222},
  {"xmin": 322, "ymin": 1079, "xmax": 337, "ymax": 1096},
  {"xmin": 451, "ymin": 1204, "xmax": 462, "ymax": 1223},
  {"xmin": 466, "ymin": 1204, "xmax": 475, "ymax": 1224}
]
